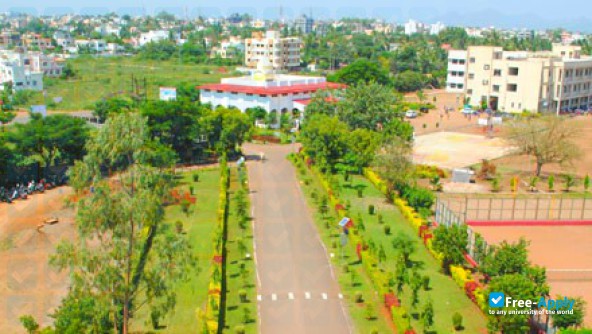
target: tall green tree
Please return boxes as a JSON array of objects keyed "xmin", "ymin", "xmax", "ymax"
[
  {"xmin": 337, "ymin": 82, "xmax": 400, "ymax": 130},
  {"xmin": 486, "ymin": 274, "xmax": 539, "ymax": 333},
  {"xmin": 373, "ymin": 137, "xmax": 415, "ymax": 192},
  {"xmin": 9, "ymin": 113, "xmax": 90, "ymax": 170},
  {"xmin": 482, "ymin": 239, "xmax": 530, "ymax": 277},
  {"xmin": 52, "ymin": 113, "xmax": 193, "ymax": 334},
  {"xmin": 93, "ymin": 97, "xmax": 133, "ymax": 123},
  {"xmin": 201, "ymin": 107, "xmax": 252, "ymax": 155},
  {"xmin": 330, "ymin": 59, "xmax": 391, "ymax": 86},
  {"xmin": 299, "ymin": 114, "xmax": 349, "ymax": 172},
  {"xmin": 552, "ymin": 296, "xmax": 586, "ymax": 329},
  {"xmin": 140, "ymin": 100, "xmax": 204, "ymax": 162},
  {"xmin": 432, "ymin": 224, "xmax": 468, "ymax": 273}
]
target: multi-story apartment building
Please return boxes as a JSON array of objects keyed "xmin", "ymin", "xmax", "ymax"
[
  {"xmin": 245, "ymin": 31, "xmax": 301, "ymax": 70},
  {"xmin": 446, "ymin": 44, "xmax": 592, "ymax": 113},
  {"xmin": 0, "ymin": 58, "xmax": 43, "ymax": 91},
  {"xmin": 22, "ymin": 33, "xmax": 53, "ymax": 50},
  {"xmin": 294, "ymin": 15, "xmax": 314, "ymax": 34},
  {"xmin": 446, "ymin": 50, "xmax": 468, "ymax": 93},
  {"xmin": 0, "ymin": 30, "xmax": 21, "ymax": 47}
]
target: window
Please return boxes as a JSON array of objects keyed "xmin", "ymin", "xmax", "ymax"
[
  {"xmin": 494, "ymin": 69, "xmax": 502, "ymax": 76},
  {"xmin": 467, "ymin": 89, "xmax": 473, "ymax": 95},
  {"xmin": 484, "ymin": 64, "xmax": 490, "ymax": 70},
  {"xmin": 458, "ymin": 84, "xmax": 464, "ymax": 89},
  {"xmin": 493, "ymin": 85, "xmax": 500, "ymax": 92},
  {"xmin": 470, "ymin": 57, "xmax": 476, "ymax": 63},
  {"xmin": 469, "ymin": 73, "xmax": 475, "ymax": 79},
  {"xmin": 450, "ymin": 83, "xmax": 457, "ymax": 88},
  {"xmin": 509, "ymin": 67, "xmax": 519, "ymax": 76},
  {"xmin": 459, "ymin": 72, "xmax": 465, "ymax": 77},
  {"xmin": 507, "ymin": 84, "xmax": 518, "ymax": 92},
  {"xmin": 482, "ymin": 79, "xmax": 489, "ymax": 85},
  {"xmin": 459, "ymin": 59, "xmax": 466, "ymax": 65}
]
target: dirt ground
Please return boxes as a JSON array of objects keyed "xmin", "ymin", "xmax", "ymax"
[
  {"xmin": 0, "ymin": 187, "xmax": 74, "ymax": 333},
  {"xmin": 405, "ymin": 89, "xmax": 488, "ymax": 136},
  {"xmin": 413, "ymin": 132, "xmax": 512, "ymax": 170},
  {"xmin": 471, "ymin": 225, "xmax": 592, "ymax": 326}
]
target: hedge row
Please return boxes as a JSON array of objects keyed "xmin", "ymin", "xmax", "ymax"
[
  {"xmin": 204, "ymin": 158, "xmax": 230, "ymax": 333},
  {"xmin": 296, "ymin": 154, "xmax": 417, "ymax": 333}
]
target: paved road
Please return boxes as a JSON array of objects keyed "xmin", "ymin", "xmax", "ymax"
[{"xmin": 244, "ymin": 143, "xmax": 351, "ymax": 334}]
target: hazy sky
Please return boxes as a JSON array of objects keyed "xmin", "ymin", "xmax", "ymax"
[{"xmin": 3, "ymin": 0, "xmax": 592, "ymax": 30}]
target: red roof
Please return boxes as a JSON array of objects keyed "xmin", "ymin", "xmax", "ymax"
[
  {"xmin": 197, "ymin": 82, "xmax": 345, "ymax": 96},
  {"xmin": 293, "ymin": 97, "xmax": 339, "ymax": 106}
]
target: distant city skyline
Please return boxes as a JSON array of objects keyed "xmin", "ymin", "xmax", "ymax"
[{"xmin": 3, "ymin": 0, "xmax": 592, "ymax": 32}]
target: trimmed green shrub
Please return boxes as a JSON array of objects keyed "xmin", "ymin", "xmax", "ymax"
[
  {"xmin": 422, "ymin": 275, "xmax": 430, "ymax": 291},
  {"xmin": 368, "ymin": 204, "xmax": 375, "ymax": 215},
  {"xmin": 239, "ymin": 289, "xmax": 248, "ymax": 303},
  {"xmin": 452, "ymin": 312, "xmax": 463, "ymax": 330},
  {"xmin": 355, "ymin": 291, "xmax": 364, "ymax": 303}
]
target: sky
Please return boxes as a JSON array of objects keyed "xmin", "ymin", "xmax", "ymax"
[{"xmin": 3, "ymin": 0, "xmax": 592, "ymax": 31}]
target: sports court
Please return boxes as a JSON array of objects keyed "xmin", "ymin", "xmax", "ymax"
[
  {"xmin": 471, "ymin": 224, "xmax": 592, "ymax": 326},
  {"xmin": 413, "ymin": 131, "xmax": 513, "ymax": 169}
]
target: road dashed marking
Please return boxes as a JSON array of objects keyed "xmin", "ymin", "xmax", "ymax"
[{"xmin": 257, "ymin": 292, "xmax": 344, "ymax": 301}]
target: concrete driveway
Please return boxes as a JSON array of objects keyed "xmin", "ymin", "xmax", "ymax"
[{"xmin": 243, "ymin": 143, "xmax": 351, "ymax": 334}]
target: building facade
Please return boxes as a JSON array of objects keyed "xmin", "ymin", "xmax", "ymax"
[
  {"xmin": 294, "ymin": 15, "xmax": 314, "ymax": 34},
  {"xmin": 245, "ymin": 31, "xmax": 301, "ymax": 70},
  {"xmin": 446, "ymin": 44, "xmax": 592, "ymax": 113},
  {"xmin": 198, "ymin": 62, "xmax": 343, "ymax": 116}
]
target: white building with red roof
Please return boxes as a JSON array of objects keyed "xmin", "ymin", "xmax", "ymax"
[{"xmin": 197, "ymin": 60, "xmax": 344, "ymax": 115}]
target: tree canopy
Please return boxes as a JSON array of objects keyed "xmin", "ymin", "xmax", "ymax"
[
  {"xmin": 330, "ymin": 59, "xmax": 391, "ymax": 86},
  {"xmin": 505, "ymin": 116, "xmax": 581, "ymax": 176},
  {"xmin": 53, "ymin": 112, "xmax": 193, "ymax": 334},
  {"xmin": 9, "ymin": 113, "xmax": 90, "ymax": 169}
]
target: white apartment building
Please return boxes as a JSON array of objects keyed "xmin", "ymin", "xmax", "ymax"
[
  {"xmin": 75, "ymin": 39, "xmax": 107, "ymax": 53},
  {"xmin": 446, "ymin": 50, "xmax": 468, "ymax": 93},
  {"xmin": 138, "ymin": 30, "xmax": 170, "ymax": 46},
  {"xmin": 446, "ymin": 44, "xmax": 592, "ymax": 113},
  {"xmin": 245, "ymin": 31, "xmax": 301, "ymax": 70},
  {"xmin": 404, "ymin": 20, "xmax": 421, "ymax": 35},
  {"xmin": 0, "ymin": 60, "xmax": 43, "ymax": 91},
  {"xmin": 429, "ymin": 22, "xmax": 446, "ymax": 35},
  {"xmin": 210, "ymin": 36, "xmax": 244, "ymax": 59},
  {"xmin": 53, "ymin": 31, "xmax": 74, "ymax": 48}
]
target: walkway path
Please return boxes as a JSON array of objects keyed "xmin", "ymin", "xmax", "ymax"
[{"xmin": 244, "ymin": 143, "xmax": 351, "ymax": 334}]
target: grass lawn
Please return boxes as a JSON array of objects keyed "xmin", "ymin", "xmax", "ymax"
[
  {"xmin": 32, "ymin": 56, "xmax": 231, "ymax": 110},
  {"xmin": 290, "ymin": 156, "xmax": 395, "ymax": 334},
  {"xmin": 132, "ymin": 168, "xmax": 221, "ymax": 333},
  {"xmin": 331, "ymin": 173, "xmax": 488, "ymax": 333},
  {"xmin": 222, "ymin": 166, "xmax": 258, "ymax": 333}
]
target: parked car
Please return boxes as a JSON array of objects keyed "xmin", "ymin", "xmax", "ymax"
[
  {"xmin": 461, "ymin": 107, "xmax": 477, "ymax": 114},
  {"xmin": 405, "ymin": 110, "xmax": 418, "ymax": 118}
]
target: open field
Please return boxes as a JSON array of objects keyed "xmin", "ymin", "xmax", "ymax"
[
  {"xmin": 31, "ymin": 56, "xmax": 232, "ymax": 110},
  {"xmin": 132, "ymin": 168, "xmax": 221, "ymax": 333},
  {"xmin": 0, "ymin": 186, "xmax": 74, "ymax": 334},
  {"xmin": 471, "ymin": 225, "xmax": 592, "ymax": 326}
]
